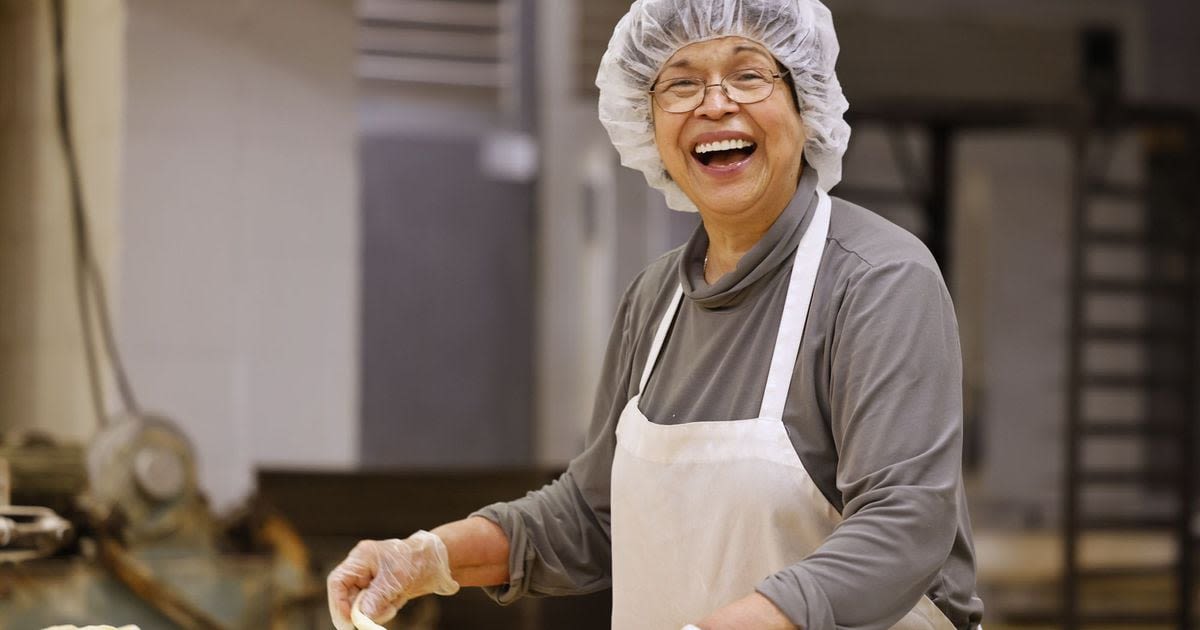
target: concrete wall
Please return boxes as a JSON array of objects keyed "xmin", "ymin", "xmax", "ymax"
[
  {"xmin": 0, "ymin": 0, "xmax": 123, "ymax": 440},
  {"xmin": 1144, "ymin": 0, "xmax": 1200, "ymax": 107},
  {"xmin": 961, "ymin": 134, "xmax": 1074, "ymax": 524},
  {"xmin": 119, "ymin": 0, "xmax": 359, "ymax": 510}
]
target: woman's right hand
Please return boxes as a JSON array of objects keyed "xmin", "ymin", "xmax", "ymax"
[{"xmin": 326, "ymin": 530, "xmax": 460, "ymax": 630}]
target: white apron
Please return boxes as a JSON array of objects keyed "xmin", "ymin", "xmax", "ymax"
[{"xmin": 610, "ymin": 190, "xmax": 955, "ymax": 630}]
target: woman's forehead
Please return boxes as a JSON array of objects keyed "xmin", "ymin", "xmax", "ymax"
[{"xmin": 659, "ymin": 36, "xmax": 775, "ymax": 74}]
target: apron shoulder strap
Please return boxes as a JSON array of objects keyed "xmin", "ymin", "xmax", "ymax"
[
  {"xmin": 758, "ymin": 189, "xmax": 832, "ymax": 420},
  {"xmin": 638, "ymin": 284, "xmax": 685, "ymax": 394}
]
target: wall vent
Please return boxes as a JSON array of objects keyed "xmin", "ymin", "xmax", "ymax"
[
  {"xmin": 357, "ymin": 0, "xmax": 512, "ymax": 92},
  {"xmin": 577, "ymin": 1, "xmax": 628, "ymax": 98}
]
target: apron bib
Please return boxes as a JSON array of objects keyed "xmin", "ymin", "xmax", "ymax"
[{"xmin": 610, "ymin": 190, "xmax": 955, "ymax": 630}]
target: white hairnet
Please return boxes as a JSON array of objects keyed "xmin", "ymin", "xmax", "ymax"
[{"xmin": 596, "ymin": 0, "xmax": 851, "ymax": 213}]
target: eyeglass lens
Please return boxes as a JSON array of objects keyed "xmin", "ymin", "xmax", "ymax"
[{"xmin": 652, "ymin": 68, "xmax": 777, "ymax": 113}]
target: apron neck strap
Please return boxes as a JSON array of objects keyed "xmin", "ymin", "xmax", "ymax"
[
  {"xmin": 758, "ymin": 189, "xmax": 831, "ymax": 419},
  {"xmin": 637, "ymin": 189, "xmax": 832, "ymax": 407},
  {"xmin": 638, "ymin": 285, "xmax": 684, "ymax": 394}
]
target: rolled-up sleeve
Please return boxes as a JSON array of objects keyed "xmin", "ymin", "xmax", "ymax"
[
  {"xmin": 473, "ymin": 470, "xmax": 613, "ymax": 603},
  {"xmin": 472, "ymin": 274, "xmax": 647, "ymax": 604},
  {"xmin": 757, "ymin": 258, "xmax": 963, "ymax": 629}
]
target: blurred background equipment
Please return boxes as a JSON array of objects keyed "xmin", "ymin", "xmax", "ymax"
[
  {"xmin": 85, "ymin": 415, "xmax": 201, "ymax": 545},
  {"xmin": 0, "ymin": 2, "xmax": 319, "ymax": 626},
  {"xmin": 0, "ymin": 500, "xmax": 73, "ymax": 565},
  {"xmin": 0, "ymin": 422, "xmax": 317, "ymax": 629}
]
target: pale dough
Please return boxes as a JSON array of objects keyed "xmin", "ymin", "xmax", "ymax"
[
  {"xmin": 41, "ymin": 626, "xmax": 140, "ymax": 630},
  {"xmin": 350, "ymin": 591, "xmax": 387, "ymax": 630}
]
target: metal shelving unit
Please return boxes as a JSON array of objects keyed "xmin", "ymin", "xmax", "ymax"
[
  {"xmin": 842, "ymin": 99, "xmax": 1198, "ymax": 628},
  {"xmin": 1063, "ymin": 112, "xmax": 1199, "ymax": 629}
]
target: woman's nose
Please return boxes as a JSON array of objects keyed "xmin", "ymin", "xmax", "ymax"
[{"xmin": 693, "ymin": 84, "xmax": 739, "ymax": 119}]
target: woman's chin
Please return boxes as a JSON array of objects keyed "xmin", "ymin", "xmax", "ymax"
[{"xmin": 686, "ymin": 179, "xmax": 766, "ymax": 218}]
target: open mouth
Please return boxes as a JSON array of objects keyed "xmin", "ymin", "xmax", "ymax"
[{"xmin": 692, "ymin": 139, "xmax": 757, "ymax": 168}]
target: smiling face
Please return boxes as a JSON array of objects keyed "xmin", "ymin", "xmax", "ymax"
[{"xmin": 652, "ymin": 37, "xmax": 806, "ymax": 223}]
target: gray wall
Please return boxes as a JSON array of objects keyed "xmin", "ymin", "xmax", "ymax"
[
  {"xmin": 1144, "ymin": 0, "xmax": 1200, "ymax": 107},
  {"xmin": 119, "ymin": 0, "xmax": 359, "ymax": 509},
  {"xmin": 358, "ymin": 132, "xmax": 535, "ymax": 468}
]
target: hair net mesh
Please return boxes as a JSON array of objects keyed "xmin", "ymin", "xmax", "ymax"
[{"xmin": 596, "ymin": 0, "xmax": 851, "ymax": 212}]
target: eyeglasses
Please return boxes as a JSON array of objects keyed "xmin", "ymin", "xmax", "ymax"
[{"xmin": 649, "ymin": 67, "xmax": 787, "ymax": 114}]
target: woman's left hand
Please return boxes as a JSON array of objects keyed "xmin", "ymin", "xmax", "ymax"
[{"xmin": 688, "ymin": 593, "xmax": 796, "ymax": 630}]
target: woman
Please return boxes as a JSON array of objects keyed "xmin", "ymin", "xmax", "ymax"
[{"xmin": 328, "ymin": 0, "xmax": 984, "ymax": 628}]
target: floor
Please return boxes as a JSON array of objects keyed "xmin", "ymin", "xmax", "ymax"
[{"xmin": 975, "ymin": 528, "xmax": 1184, "ymax": 629}]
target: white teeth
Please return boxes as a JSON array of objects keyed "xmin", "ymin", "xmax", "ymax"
[{"xmin": 693, "ymin": 139, "xmax": 755, "ymax": 154}]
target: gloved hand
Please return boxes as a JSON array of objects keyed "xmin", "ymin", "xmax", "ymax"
[{"xmin": 327, "ymin": 530, "xmax": 460, "ymax": 630}]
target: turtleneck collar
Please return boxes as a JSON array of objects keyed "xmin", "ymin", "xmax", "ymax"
[{"xmin": 677, "ymin": 166, "xmax": 820, "ymax": 309}]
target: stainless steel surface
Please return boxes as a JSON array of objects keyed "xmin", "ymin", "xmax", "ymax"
[{"xmin": 0, "ymin": 505, "xmax": 72, "ymax": 562}]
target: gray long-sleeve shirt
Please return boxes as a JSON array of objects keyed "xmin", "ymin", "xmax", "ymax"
[{"xmin": 475, "ymin": 168, "xmax": 984, "ymax": 629}]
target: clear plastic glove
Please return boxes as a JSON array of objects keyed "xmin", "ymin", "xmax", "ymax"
[{"xmin": 327, "ymin": 530, "xmax": 460, "ymax": 630}]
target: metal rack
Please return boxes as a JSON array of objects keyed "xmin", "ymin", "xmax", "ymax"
[
  {"xmin": 1063, "ymin": 111, "xmax": 1199, "ymax": 629},
  {"xmin": 843, "ymin": 100, "xmax": 1199, "ymax": 627}
]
